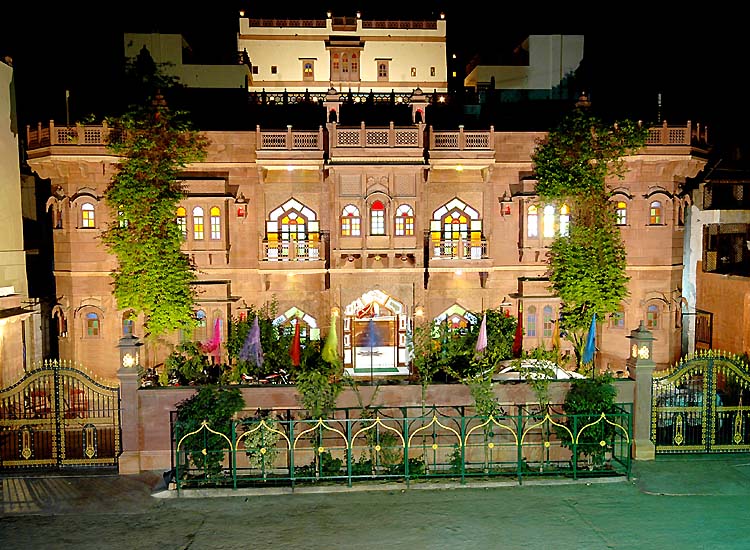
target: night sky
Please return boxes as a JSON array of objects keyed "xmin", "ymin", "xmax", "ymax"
[{"xmin": 2, "ymin": 2, "xmax": 746, "ymax": 154}]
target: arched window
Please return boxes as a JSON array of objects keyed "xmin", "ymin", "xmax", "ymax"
[
  {"xmin": 527, "ymin": 205, "xmax": 538, "ymax": 238},
  {"xmin": 341, "ymin": 205, "xmax": 361, "ymax": 236},
  {"xmin": 543, "ymin": 205, "xmax": 555, "ymax": 238},
  {"xmin": 266, "ymin": 199, "xmax": 320, "ymax": 261},
  {"xmin": 332, "ymin": 53, "xmax": 339, "ymax": 71},
  {"xmin": 371, "ymin": 200, "xmax": 385, "ymax": 235},
  {"xmin": 351, "ymin": 53, "xmax": 358, "ymax": 72},
  {"xmin": 610, "ymin": 305, "xmax": 625, "ymax": 329},
  {"xmin": 85, "ymin": 312, "xmax": 100, "ymax": 337},
  {"xmin": 526, "ymin": 306, "xmax": 537, "ymax": 337},
  {"xmin": 649, "ymin": 201, "xmax": 662, "ymax": 225},
  {"xmin": 342, "ymin": 53, "xmax": 349, "ymax": 73},
  {"xmin": 616, "ymin": 201, "xmax": 627, "ymax": 225},
  {"xmin": 118, "ymin": 206, "xmax": 128, "ymax": 228},
  {"xmin": 378, "ymin": 63, "xmax": 388, "ymax": 78},
  {"xmin": 431, "ymin": 198, "xmax": 482, "ymax": 259},
  {"xmin": 194, "ymin": 309, "xmax": 207, "ymax": 341},
  {"xmin": 82, "ymin": 203, "xmax": 95, "ymax": 228},
  {"xmin": 543, "ymin": 306, "xmax": 554, "ymax": 337},
  {"xmin": 176, "ymin": 207, "xmax": 187, "ymax": 240},
  {"xmin": 559, "ymin": 204, "xmax": 570, "ymax": 237},
  {"xmin": 395, "ymin": 204, "xmax": 414, "ymax": 236},
  {"xmin": 210, "ymin": 206, "xmax": 221, "ymax": 240},
  {"xmin": 122, "ymin": 313, "xmax": 134, "ymax": 336},
  {"xmin": 646, "ymin": 304, "xmax": 659, "ymax": 329},
  {"xmin": 193, "ymin": 207, "xmax": 204, "ymax": 240}
]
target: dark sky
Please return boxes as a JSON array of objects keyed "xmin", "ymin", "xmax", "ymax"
[{"xmin": 3, "ymin": 3, "xmax": 746, "ymax": 152}]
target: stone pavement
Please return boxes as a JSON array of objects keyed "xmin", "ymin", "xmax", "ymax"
[{"xmin": 3, "ymin": 455, "xmax": 750, "ymax": 549}]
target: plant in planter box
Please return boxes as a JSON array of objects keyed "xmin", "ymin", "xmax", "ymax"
[
  {"xmin": 174, "ymin": 386, "xmax": 245, "ymax": 480},
  {"xmin": 557, "ymin": 372, "xmax": 617, "ymax": 467}
]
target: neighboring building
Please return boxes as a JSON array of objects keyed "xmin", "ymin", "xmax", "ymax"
[
  {"xmin": 124, "ymin": 33, "xmax": 250, "ymax": 90},
  {"xmin": 0, "ymin": 58, "xmax": 43, "ymax": 386},
  {"xmin": 21, "ymin": 13, "xmax": 712, "ymax": 381},
  {"xmin": 464, "ymin": 35, "xmax": 584, "ymax": 103},
  {"xmin": 237, "ymin": 10, "xmax": 448, "ymax": 99},
  {"xmin": 683, "ymin": 156, "xmax": 750, "ymax": 356}
]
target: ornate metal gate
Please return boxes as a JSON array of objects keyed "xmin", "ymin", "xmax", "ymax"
[
  {"xmin": 652, "ymin": 350, "xmax": 750, "ymax": 453},
  {"xmin": 0, "ymin": 359, "xmax": 120, "ymax": 471}
]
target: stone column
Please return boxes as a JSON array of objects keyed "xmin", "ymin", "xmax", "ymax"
[
  {"xmin": 117, "ymin": 334, "xmax": 143, "ymax": 474},
  {"xmin": 627, "ymin": 322, "xmax": 656, "ymax": 460}
]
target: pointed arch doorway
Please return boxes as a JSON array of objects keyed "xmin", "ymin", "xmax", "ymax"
[{"xmin": 343, "ymin": 290, "xmax": 410, "ymax": 378}]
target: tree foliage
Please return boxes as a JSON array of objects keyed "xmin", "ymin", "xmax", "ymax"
[
  {"xmin": 101, "ymin": 47, "xmax": 208, "ymax": 341},
  {"xmin": 531, "ymin": 107, "xmax": 647, "ymax": 365}
]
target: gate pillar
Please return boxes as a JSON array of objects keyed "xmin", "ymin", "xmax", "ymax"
[
  {"xmin": 627, "ymin": 322, "xmax": 656, "ymax": 460},
  {"xmin": 118, "ymin": 334, "xmax": 143, "ymax": 474}
]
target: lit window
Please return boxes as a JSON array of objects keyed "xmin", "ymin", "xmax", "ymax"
[
  {"xmin": 371, "ymin": 200, "xmax": 385, "ymax": 235},
  {"xmin": 527, "ymin": 205, "xmax": 538, "ymax": 238},
  {"xmin": 543, "ymin": 205, "xmax": 555, "ymax": 237},
  {"xmin": 410, "ymin": 67, "xmax": 417, "ymax": 77},
  {"xmin": 650, "ymin": 201, "xmax": 662, "ymax": 225},
  {"xmin": 616, "ymin": 201, "xmax": 627, "ymax": 225},
  {"xmin": 646, "ymin": 304, "xmax": 659, "ymax": 329},
  {"xmin": 193, "ymin": 207, "xmax": 204, "ymax": 240},
  {"xmin": 176, "ymin": 207, "xmax": 187, "ymax": 240},
  {"xmin": 265, "ymin": 199, "xmax": 320, "ymax": 261},
  {"xmin": 82, "ymin": 203, "xmax": 95, "ymax": 228},
  {"xmin": 303, "ymin": 61, "xmax": 314, "ymax": 81},
  {"xmin": 210, "ymin": 206, "xmax": 221, "ymax": 240},
  {"xmin": 526, "ymin": 306, "xmax": 537, "ymax": 337},
  {"xmin": 395, "ymin": 204, "xmax": 414, "ymax": 236},
  {"xmin": 559, "ymin": 204, "xmax": 570, "ymax": 236},
  {"xmin": 430, "ymin": 66, "xmax": 436, "ymax": 77},
  {"xmin": 542, "ymin": 306, "xmax": 554, "ymax": 337},
  {"xmin": 86, "ymin": 312, "xmax": 100, "ymax": 337},
  {"xmin": 341, "ymin": 205, "xmax": 361, "ymax": 236}
]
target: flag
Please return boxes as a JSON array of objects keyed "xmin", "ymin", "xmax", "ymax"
[
  {"xmin": 289, "ymin": 321, "xmax": 301, "ymax": 367},
  {"xmin": 321, "ymin": 311, "xmax": 339, "ymax": 364},
  {"xmin": 512, "ymin": 302, "xmax": 523, "ymax": 357},
  {"xmin": 583, "ymin": 313, "xmax": 597, "ymax": 364},
  {"xmin": 239, "ymin": 315, "xmax": 263, "ymax": 367},
  {"xmin": 201, "ymin": 318, "xmax": 222, "ymax": 363},
  {"xmin": 475, "ymin": 313, "xmax": 487, "ymax": 355}
]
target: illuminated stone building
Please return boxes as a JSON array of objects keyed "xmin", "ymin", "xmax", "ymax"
[{"xmin": 23, "ymin": 12, "xmax": 711, "ymax": 380}]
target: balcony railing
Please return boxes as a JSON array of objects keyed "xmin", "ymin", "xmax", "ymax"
[
  {"xmin": 26, "ymin": 121, "xmax": 117, "ymax": 149},
  {"xmin": 256, "ymin": 126, "xmax": 324, "ymax": 150},
  {"xmin": 430, "ymin": 126, "xmax": 494, "ymax": 150},
  {"xmin": 431, "ymin": 239, "xmax": 488, "ymax": 260},
  {"xmin": 645, "ymin": 120, "xmax": 708, "ymax": 147},
  {"xmin": 263, "ymin": 240, "xmax": 322, "ymax": 262},
  {"xmin": 330, "ymin": 122, "xmax": 424, "ymax": 149}
]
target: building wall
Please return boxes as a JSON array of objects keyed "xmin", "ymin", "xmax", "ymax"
[
  {"xmin": 26, "ymin": 120, "xmax": 707, "ymax": 379},
  {"xmin": 0, "ymin": 60, "xmax": 38, "ymax": 386},
  {"xmin": 696, "ymin": 266, "xmax": 750, "ymax": 355}
]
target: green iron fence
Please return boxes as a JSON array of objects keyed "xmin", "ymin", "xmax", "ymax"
[{"xmin": 172, "ymin": 405, "xmax": 632, "ymax": 493}]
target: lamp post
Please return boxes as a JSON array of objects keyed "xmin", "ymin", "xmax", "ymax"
[{"xmin": 626, "ymin": 321, "xmax": 656, "ymax": 460}]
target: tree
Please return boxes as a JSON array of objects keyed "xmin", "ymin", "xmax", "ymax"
[
  {"xmin": 101, "ymin": 48, "xmax": 209, "ymax": 342},
  {"xmin": 531, "ymin": 106, "xmax": 647, "ymax": 367}
]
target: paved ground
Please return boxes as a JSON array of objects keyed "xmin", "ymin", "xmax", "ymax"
[{"xmin": 3, "ymin": 455, "xmax": 750, "ymax": 549}]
